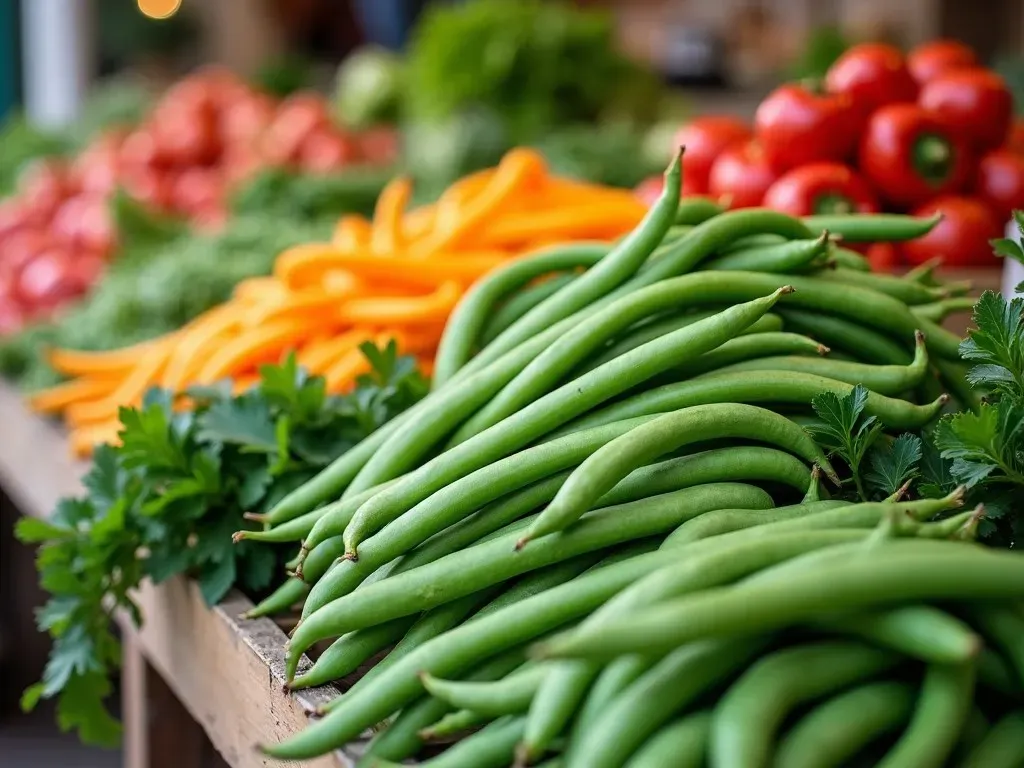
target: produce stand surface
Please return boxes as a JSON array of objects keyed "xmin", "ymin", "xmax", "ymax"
[{"xmin": 0, "ymin": 384, "xmax": 367, "ymax": 768}]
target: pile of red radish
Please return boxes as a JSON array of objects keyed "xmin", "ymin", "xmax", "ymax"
[
  {"xmin": 0, "ymin": 68, "xmax": 399, "ymax": 335},
  {"xmin": 638, "ymin": 39, "xmax": 1024, "ymax": 272}
]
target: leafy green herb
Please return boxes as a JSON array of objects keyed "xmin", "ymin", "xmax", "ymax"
[
  {"xmin": 864, "ymin": 433, "xmax": 922, "ymax": 499},
  {"xmin": 17, "ymin": 344, "xmax": 428, "ymax": 746},
  {"xmin": 808, "ymin": 385, "xmax": 884, "ymax": 501}
]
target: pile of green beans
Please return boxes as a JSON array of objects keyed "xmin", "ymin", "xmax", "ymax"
[{"xmin": 236, "ymin": 158, "xmax": 1014, "ymax": 766}]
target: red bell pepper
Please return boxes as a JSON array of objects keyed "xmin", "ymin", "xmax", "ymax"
[
  {"xmin": 919, "ymin": 68, "xmax": 1013, "ymax": 151},
  {"xmin": 754, "ymin": 83, "xmax": 859, "ymax": 172},
  {"xmin": 901, "ymin": 196, "xmax": 1001, "ymax": 268},
  {"xmin": 858, "ymin": 104, "xmax": 972, "ymax": 208},
  {"xmin": 672, "ymin": 116, "xmax": 752, "ymax": 193},
  {"xmin": 762, "ymin": 163, "xmax": 879, "ymax": 216},
  {"xmin": 708, "ymin": 141, "xmax": 778, "ymax": 209},
  {"xmin": 825, "ymin": 43, "xmax": 917, "ymax": 114},
  {"xmin": 907, "ymin": 39, "xmax": 978, "ymax": 85},
  {"xmin": 974, "ymin": 149, "xmax": 1024, "ymax": 222}
]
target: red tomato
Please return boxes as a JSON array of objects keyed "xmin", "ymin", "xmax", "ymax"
[
  {"xmin": 865, "ymin": 242, "xmax": 901, "ymax": 272},
  {"xmin": 919, "ymin": 68, "xmax": 1013, "ymax": 151},
  {"xmin": 708, "ymin": 141, "xmax": 778, "ymax": 209},
  {"xmin": 858, "ymin": 104, "xmax": 972, "ymax": 208},
  {"xmin": 763, "ymin": 163, "xmax": 879, "ymax": 216},
  {"xmin": 973, "ymin": 149, "xmax": 1024, "ymax": 222},
  {"xmin": 220, "ymin": 93, "xmax": 276, "ymax": 144},
  {"xmin": 825, "ymin": 43, "xmax": 917, "ymax": 114},
  {"xmin": 75, "ymin": 198, "xmax": 117, "ymax": 258},
  {"xmin": 151, "ymin": 101, "xmax": 221, "ymax": 167},
  {"xmin": 72, "ymin": 146, "xmax": 121, "ymax": 198},
  {"xmin": 907, "ymin": 40, "xmax": 978, "ymax": 84},
  {"xmin": 171, "ymin": 167, "xmax": 224, "ymax": 215},
  {"xmin": 120, "ymin": 128, "xmax": 169, "ymax": 172},
  {"xmin": 123, "ymin": 169, "xmax": 174, "ymax": 212},
  {"xmin": 671, "ymin": 116, "xmax": 752, "ymax": 194},
  {"xmin": 0, "ymin": 230, "xmax": 53, "ymax": 283},
  {"xmin": 15, "ymin": 246, "xmax": 83, "ymax": 310},
  {"xmin": 754, "ymin": 83, "xmax": 859, "ymax": 172},
  {"xmin": 0, "ymin": 200, "xmax": 32, "ymax": 241},
  {"xmin": 901, "ymin": 196, "xmax": 1002, "ymax": 268},
  {"xmin": 262, "ymin": 93, "xmax": 332, "ymax": 166},
  {"xmin": 356, "ymin": 126, "xmax": 401, "ymax": 166},
  {"xmin": 1006, "ymin": 119, "xmax": 1024, "ymax": 157},
  {"xmin": 299, "ymin": 130, "xmax": 358, "ymax": 174},
  {"xmin": 18, "ymin": 159, "xmax": 73, "ymax": 224}
]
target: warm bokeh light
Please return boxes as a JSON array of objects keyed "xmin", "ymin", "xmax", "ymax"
[{"xmin": 136, "ymin": 0, "xmax": 182, "ymax": 20}]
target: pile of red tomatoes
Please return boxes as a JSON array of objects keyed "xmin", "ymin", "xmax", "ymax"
[
  {"xmin": 0, "ymin": 67, "xmax": 398, "ymax": 335},
  {"xmin": 639, "ymin": 39, "xmax": 1024, "ymax": 271}
]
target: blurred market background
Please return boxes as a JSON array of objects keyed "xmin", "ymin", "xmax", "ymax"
[{"xmin": 1, "ymin": 0, "xmax": 1024, "ymax": 764}]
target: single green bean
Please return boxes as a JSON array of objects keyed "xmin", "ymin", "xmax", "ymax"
[
  {"xmin": 877, "ymin": 661, "xmax": 976, "ymax": 768},
  {"xmin": 703, "ymin": 329, "xmax": 928, "ymax": 396},
  {"xmin": 234, "ymin": 504, "xmax": 331, "ymax": 544},
  {"xmin": 829, "ymin": 246, "xmax": 871, "ymax": 271},
  {"xmin": 710, "ymin": 641, "xmax": 900, "ymax": 768},
  {"xmin": 289, "ymin": 483, "xmax": 772, "ymax": 676},
  {"xmin": 665, "ymin": 501, "xmax": 847, "ymax": 546},
  {"xmin": 912, "ymin": 296, "xmax": 976, "ymax": 323},
  {"xmin": 434, "ymin": 243, "xmax": 607, "ymax": 387},
  {"xmin": 623, "ymin": 712, "xmax": 711, "ymax": 768},
  {"xmin": 802, "ymin": 212, "xmax": 941, "ymax": 241},
  {"xmin": 344, "ymin": 289, "xmax": 790, "ymax": 555},
  {"xmin": 289, "ymin": 615, "xmax": 416, "ymax": 691},
  {"xmin": 421, "ymin": 665, "xmax": 545, "ymax": 717},
  {"xmin": 244, "ymin": 576, "xmax": 308, "ymax": 619},
  {"xmin": 957, "ymin": 710, "xmax": 1024, "ymax": 768},
  {"xmin": 674, "ymin": 196, "xmax": 725, "ymax": 225},
  {"xmin": 520, "ymin": 403, "xmax": 833, "ymax": 546},
  {"xmin": 480, "ymin": 273, "xmax": 580, "ymax": 346},
  {"xmin": 934, "ymin": 357, "xmax": 983, "ymax": 413},
  {"xmin": 537, "ymin": 540, "xmax": 1024, "ymax": 660},
  {"xmin": 571, "ymin": 656, "xmax": 652, "ymax": 745},
  {"xmin": 568, "ymin": 637, "xmax": 769, "ymax": 768},
  {"xmin": 389, "ymin": 716, "xmax": 525, "ymax": 768},
  {"xmin": 419, "ymin": 708, "xmax": 489, "ymax": 740},
  {"xmin": 660, "ymin": 332, "xmax": 826, "ymax": 380},
  {"xmin": 774, "ymin": 681, "xmax": 915, "ymax": 768},
  {"xmin": 705, "ymin": 233, "xmax": 829, "ymax": 273},
  {"xmin": 960, "ymin": 605, "xmax": 1024, "ymax": 690},
  {"xmin": 811, "ymin": 267, "xmax": 949, "ymax": 305},
  {"xmin": 778, "ymin": 307, "xmax": 912, "ymax": 364}
]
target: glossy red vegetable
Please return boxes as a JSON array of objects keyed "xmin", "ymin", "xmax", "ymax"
[
  {"xmin": 901, "ymin": 196, "xmax": 1002, "ymax": 268},
  {"xmin": 919, "ymin": 68, "xmax": 1013, "ymax": 151},
  {"xmin": 16, "ymin": 246, "xmax": 83, "ymax": 311},
  {"xmin": 865, "ymin": 242, "xmax": 901, "ymax": 272},
  {"xmin": 825, "ymin": 43, "xmax": 917, "ymax": 114},
  {"xmin": 671, "ymin": 116, "xmax": 752, "ymax": 193},
  {"xmin": 754, "ymin": 83, "xmax": 859, "ymax": 172},
  {"xmin": 1006, "ymin": 119, "xmax": 1024, "ymax": 157},
  {"xmin": 763, "ymin": 163, "xmax": 879, "ymax": 216},
  {"xmin": 708, "ymin": 140, "xmax": 778, "ymax": 209},
  {"xmin": 907, "ymin": 40, "xmax": 978, "ymax": 84},
  {"xmin": 858, "ymin": 104, "xmax": 972, "ymax": 208},
  {"xmin": 299, "ymin": 130, "xmax": 358, "ymax": 174},
  {"xmin": 973, "ymin": 149, "xmax": 1024, "ymax": 222}
]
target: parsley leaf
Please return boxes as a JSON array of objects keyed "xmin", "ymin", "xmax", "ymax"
[
  {"xmin": 959, "ymin": 291, "xmax": 1024, "ymax": 396},
  {"xmin": 808, "ymin": 385, "xmax": 884, "ymax": 501},
  {"xmin": 865, "ymin": 433, "xmax": 922, "ymax": 498}
]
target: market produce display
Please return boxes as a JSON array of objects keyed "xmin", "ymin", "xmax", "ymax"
[
  {"xmin": 639, "ymin": 39, "xmax": 1024, "ymax": 271},
  {"xmin": 122, "ymin": 156, "xmax": 1015, "ymax": 765},
  {"xmin": 0, "ymin": 67, "xmax": 398, "ymax": 337},
  {"xmin": 24, "ymin": 148, "xmax": 646, "ymax": 456}
]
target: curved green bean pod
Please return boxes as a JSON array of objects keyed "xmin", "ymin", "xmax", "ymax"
[
  {"xmin": 774, "ymin": 681, "xmax": 915, "ymax": 768},
  {"xmin": 957, "ymin": 710, "xmax": 1024, "ymax": 768},
  {"xmin": 520, "ymin": 403, "xmax": 833, "ymax": 546},
  {"xmin": 571, "ymin": 656, "xmax": 652, "ymax": 745},
  {"xmin": 705, "ymin": 233, "xmax": 829, "ymax": 273},
  {"xmin": 811, "ymin": 267, "xmax": 949, "ymax": 305},
  {"xmin": 829, "ymin": 246, "xmax": 871, "ymax": 271},
  {"xmin": 660, "ymin": 332, "xmax": 826, "ymax": 380},
  {"xmin": 419, "ymin": 708, "xmax": 489, "ymax": 741},
  {"xmin": 665, "ymin": 501, "xmax": 847, "ymax": 546},
  {"xmin": 779, "ymin": 308, "xmax": 912, "ymax": 365},
  {"xmin": 421, "ymin": 665, "xmax": 545, "ymax": 717},
  {"xmin": 479, "ymin": 272, "xmax": 579, "ymax": 346},
  {"xmin": 710, "ymin": 641, "xmax": 900, "ymax": 768},
  {"xmin": 877, "ymin": 661, "xmax": 976, "ymax": 768},
  {"xmin": 674, "ymin": 196, "xmax": 725, "ymax": 225},
  {"xmin": 244, "ymin": 576, "xmax": 308, "ymax": 619},
  {"xmin": 802, "ymin": 212, "xmax": 941, "ymax": 241},
  {"xmin": 624, "ymin": 712, "xmax": 712, "ymax": 768},
  {"xmin": 912, "ymin": 296, "xmax": 976, "ymax": 323}
]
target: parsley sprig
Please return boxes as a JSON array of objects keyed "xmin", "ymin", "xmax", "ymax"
[{"xmin": 16, "ymin": 342, "xmax": 428, "ymax": 746}]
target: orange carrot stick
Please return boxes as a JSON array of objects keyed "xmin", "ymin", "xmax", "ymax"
[
  {"xmin": 193, "ymin": 319, "xmax": 318, "ymax": 385},
  {"xmin": 161, "ymin": 308, "xmax": 243, "ymax": 392},
  {"xmin": 477, "ymin": 204, "xmax": 645, "ymax": 248},
  {"xmin": 26, "ymin": 377, "xmax": 119, "ymax": 415},
  {"xmin": 336, "ymin": 281, "xmax": 462, "ymax": 325},
  {"xmin": 371, "ymin": 176, "xmax": 413, "ymax": 254},
  {"xmin": 64, "ymin": 343, "xmax": 173, "ymax": 427},
  {"xmin": 298, "ymin": 329, "xmax": 368, "ymax": 374},
  {"xmin": 69, "ymin": 420, "xmax": 122, "ymax": 459},
  {"xmin": 46, "ymin": 335, "xmax": 173, "ymax": 377},
  {"xmin": 331, "ymin": 215, "xmax": 373, "ymax": 251}
]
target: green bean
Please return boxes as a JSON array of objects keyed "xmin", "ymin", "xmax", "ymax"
[
  {"xmin": 705, "ymin": 233, "xmax": 829, "ymax": 273},
  {"xmin": 956, "ymin": 706, "xmax": 992, "ymax": 762},
  {"xmin": 537, "ymin": 539, "xmax": 1024, "ymax": 661},
  {"xmin": 569, "ymin": 637, "xmax": 770, "ymax": 768},
  {"xmin": 234, "ymin": 504, "xmax": 329, "ymax": 544},
  {"xmin": 422, "ymin": 665, "xmax": 545, "ymax": 717},
  {"xmin": 829, "ymin": 245, "xmax": 871, "ymax": 271},
  {"xmin": 660, "ymin": 332, "xmax": 827, "ymax": 380},
  {"xmin": 522, "ymin": 529, "xmax": 868, "ymax": 761},
  {"xmin": 957, "ymin": 710, "xmax": 1024, "ymax": 768},
  {"xmin": 934, "ymin": 357, "xmax": 983, "ymax": 413},
  {"xmin": 480, "ymin": 273, "xmax": 580, "ymax": 346},
  {"xmin": 665, "ymin": 501, "xmax": 847, "ymax": 546},
  {"xmin": 960, "ymin": 604, "xmax": 1024, "ymax": 690},
  {"xmin": 289, "ymin": 615, "xmax": 416, "ymax": 691},
  {"xmin": 520, "ymin": 403, "xmax": 833, "ymax": 546},
  {"xmin": 578, "ymin": 314, "xmax": 788, "ymax": 378},
  {"xmin": 571, "ymin": 656, "xmax": 651, "ymax": 743},
  {"xmin": 302, "ymin": 417, "xmax": 654, "ymax": 618},
  {"xmin": 263, "ymin": 528, "xmax": 866, "ymax": 759},
  {"xmin": 778, "ymin": 307, "xmax": 912, "ymax": 364},
  {"xmin": 448, "ymin": 280, "xmax": 794, "ymax": 445},
  {"xmin": 774, "ymin": 681, "xmax": 915, "ymax": 768},
  {"xmin": 289, "ymin": 483, "xmax": 772, "ymax": 676},
  {"xmin": 344, "ymin": 289, "xmax": 790, "ymax": 555},
  {"xmin": 434, "ymin": 243, "xmax": 608, "ymax": 387},
  {"xmin": 243, "ymin": 576, "xmax": 308, "ymax": 619},
  {"xmin": 877, "ymin": 661, "xmax": 976, "ymax": 768},
  {"xmin": 711, "ymin": 641, "xmax": 900, "ymax": 768},
  {"xmin": 624, "ymin": 712, "xmax": 712, "ymax": 768},
  {"xmin": 813, "ymin": 605, "xmax": 982, "ymax": 664},
  {"xmin": 811, "ymin": 267, "xmax": 949, "ymax": 305},
  {"xmin": 718, "ymin": 233, "xmax": 785, "ymax": 253},
  {"xmin": 703, "ymin": 329, "xmax": 929, "ymax": 396},
  {"xmin": 802, "ymin": 212, "xmax": 941, "ymax": 241},
  {"xmin": 419, "ymin": 708, "xmax": 489, "ymax": 740},
  {"xmin": 392, "ymin": 716, "xmax": 525, "ymax": 768},
  {"xmin": 978, "ymin": 648, "xmax": 1019, "ymax": 697},
  {"xmin": 912, "ymin": 296, "xmax": 976, "ymax": 323},
  {"xmin": 913, "ymin": 316, "xmax": 967, "ymax": 361},
  {"xmin": 466, "ymin": 152, "xmax": 682, "ymax": 376},
  {"xmin": 674, "ymin": 196, "xmax": 725, "ymax": 225},
  {"xmin": 359, "ymin": 649, "xmax": 527, "ymax": 765}
]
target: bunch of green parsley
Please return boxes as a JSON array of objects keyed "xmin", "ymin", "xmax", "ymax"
[{"xmin": 15, "ymin": 342, "xmax": 428, "ymax": 746}]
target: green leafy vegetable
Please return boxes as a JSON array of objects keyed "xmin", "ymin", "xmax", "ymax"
[
  {"xmin": 17, "ymin": 344, "xmax": 428, "ymax": 746},
  {"xmin": 865, "ymin": 433, "xmax": 922, "ymax": 499},
  {"xmin": 808, "ymin": 384, "xmax": 884, "ymax": 501}
]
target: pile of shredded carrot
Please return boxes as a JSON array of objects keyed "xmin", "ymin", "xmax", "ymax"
[{"xmin": 28, "ymin": 148, "xmax": 647, "ymax": 458}]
